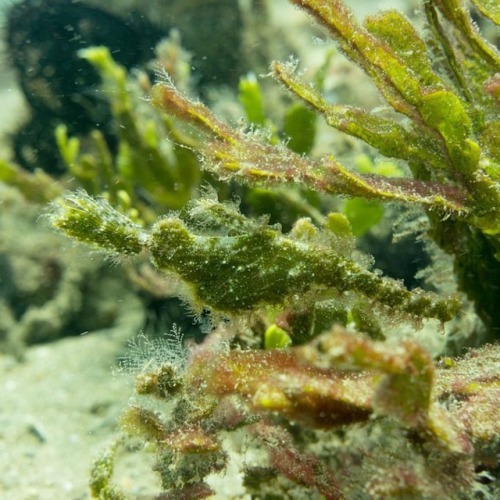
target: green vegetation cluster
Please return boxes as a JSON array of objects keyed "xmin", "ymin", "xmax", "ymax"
[{"xmin": 1, "ymin": 0, "xmax": 499, "ymax": 498}]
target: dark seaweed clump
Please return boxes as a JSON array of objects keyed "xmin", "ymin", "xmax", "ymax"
[{"xmin": 4, "ymin": 0, "xmax": 244, "ymax": 175}]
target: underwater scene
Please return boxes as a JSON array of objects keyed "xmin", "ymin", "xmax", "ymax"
[{"xmin": 0, "ymin": 0, "xmax": 499, "ymax": 498}]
